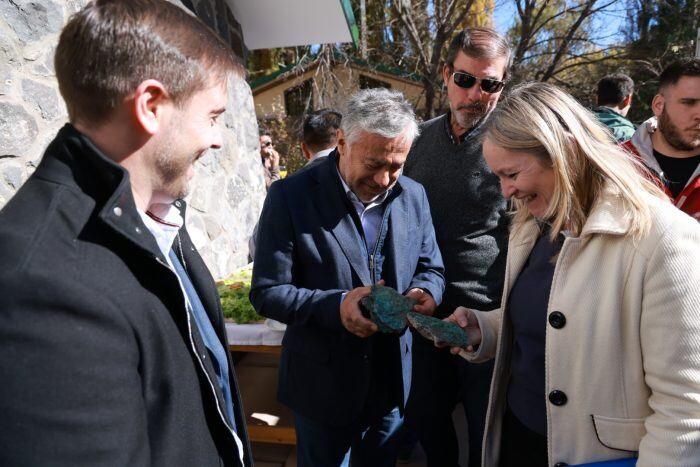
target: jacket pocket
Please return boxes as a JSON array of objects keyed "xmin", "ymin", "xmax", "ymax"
[{"xmin": 592, "ymin": 414, "xmax": 646, "ymax": 452}]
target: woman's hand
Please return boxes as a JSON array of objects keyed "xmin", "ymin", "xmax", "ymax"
[{"xmin": 445, "ymin": 306, "xmax": 482, "ymax": 354}]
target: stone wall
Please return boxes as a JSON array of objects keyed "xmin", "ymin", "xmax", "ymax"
[{"xmin": 0, "ymin": 0, "xmax": 266, "ymax": 279}]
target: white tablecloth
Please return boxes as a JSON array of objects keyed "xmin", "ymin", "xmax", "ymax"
[{"xmin": 225, "ymin": 322, "xmax": 285, "ymax": 346}]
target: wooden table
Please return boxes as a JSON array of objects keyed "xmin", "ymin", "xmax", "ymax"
[{"xmin": 227, "ymin": 323, "xmax": 296, "ymax": 445}]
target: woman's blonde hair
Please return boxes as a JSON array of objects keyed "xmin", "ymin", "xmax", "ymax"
[{"xmin": 483, "ymin": 82, "xmax": 667, "ymax": 239}]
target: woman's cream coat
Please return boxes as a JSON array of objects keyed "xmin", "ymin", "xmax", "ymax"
[{"xmin": 464, "ymin": 188, "xmax": 700, "ymax": 467}]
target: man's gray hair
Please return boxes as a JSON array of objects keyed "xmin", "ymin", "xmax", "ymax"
[{"xmin": 342, "ymin": 88, "xmax": 419, "ymax": 143}]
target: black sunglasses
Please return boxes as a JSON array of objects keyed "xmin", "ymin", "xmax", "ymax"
[
  {"xmin": 261, "ymin": 141, "xmax": 273, "ymax": 148},
  {"xmin": 451, "ymin": 71, "xmax": 505, "ymax": 93}
]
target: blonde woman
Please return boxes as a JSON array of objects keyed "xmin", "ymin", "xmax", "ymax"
[{"xmin": 448, "ymin": 82, "xmax": 700, "ymax": 467}]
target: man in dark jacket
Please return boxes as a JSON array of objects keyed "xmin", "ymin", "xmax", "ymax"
[
  {"xmin": 250, "ymin": 88, "xmax": 445, "ymax": 467},
  {"xmin": 0, "ymin": 1, "xmax": 252, "ymax": 466}
]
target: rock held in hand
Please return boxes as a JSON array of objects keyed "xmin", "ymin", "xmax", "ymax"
[
  {"xmin": 359, "ymin": 284, "xmax": 415, "ymax": 333},
  {"xmin": 406, "ymin": 311, "xmax": 469, "ymax": 347}
]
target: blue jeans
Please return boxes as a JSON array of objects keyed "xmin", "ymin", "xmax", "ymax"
[{"xmin": 294, "ymin": 407, "xmax": 404, "ymax": 467}]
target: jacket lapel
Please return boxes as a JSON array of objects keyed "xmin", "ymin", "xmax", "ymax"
[
  {"xmin": 386, "ymin": 186, "xmax": 407, "ymax": 290},
  {"xmin": 313, "ymin": 153, "xmax": 372, "ymax": 286}
]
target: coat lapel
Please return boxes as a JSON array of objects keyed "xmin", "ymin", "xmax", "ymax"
[
  {"xmin": 313, "ymin": 153, "xmax": 372, "ymax": 286},
  {"xmin": 386, "ymin": 187, "xmax": 407, "ymax": 290}
]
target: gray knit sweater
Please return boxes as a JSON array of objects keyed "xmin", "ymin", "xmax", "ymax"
[{"xmin": 403, "ymin": 114, "xmax": 509, "ymax": 316}]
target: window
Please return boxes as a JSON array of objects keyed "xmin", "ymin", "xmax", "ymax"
[
  {"xmin": 359, "ymin": 75, "xmax": 391, "ymax": 90},
  {"xmin": 284, "ymin": 79, "xmax": 313, "ymax": 117}
]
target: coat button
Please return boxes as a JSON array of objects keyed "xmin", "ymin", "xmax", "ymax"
[
  {"xmin": 113, "ymin": 206, "xmax": 122, "ymax": 217},
  {"xmin": 549, "ymin": 390, "xmax": 568, "ymax": 406},
  {"xmin": 548, "ymin": 311, "xmax": 566, "ymax": 329},
  {"xmin": 554, "ymin": 463, "xmax": 568, "ymax": 467},
  {"xmin": 135, "ymin": 227, "xmax": 142, "ymax": 234}
]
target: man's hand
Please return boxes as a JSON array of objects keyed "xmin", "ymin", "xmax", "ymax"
[
  {"xmin": 444, "ymin": 306, "xmax": 482, "ymax": 353},
  {"xmin": 405, "ymin": 288, "xmax": 437, "ymax": 316},
  {"xmin": 262, "ymin": 147, "xmax": 280, "ymax": 169},
  {"xmin": 340, "ymin": 285, "xmax": 378, "ymax": 338}
]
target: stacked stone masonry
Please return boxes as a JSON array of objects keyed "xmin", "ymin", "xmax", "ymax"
[{"xmin": 0, "ymin": 0, "xmax": 265, "ymax": 279}]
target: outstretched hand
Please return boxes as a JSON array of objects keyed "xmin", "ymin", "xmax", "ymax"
[{"xmin": 444, "ymin": 306, "xmax": 482, "ymax": 354}]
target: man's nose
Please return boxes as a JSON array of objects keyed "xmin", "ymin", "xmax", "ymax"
[
  {"xmin": 465, "ymin": 82, "xmax": 483, "ymax": 102},
  {"xmin": 211, "ymin": 127, "xmax": 223, "ymax": 150},
  {"xmin": 374, "ymin": 170, "xmax": 391, "ymax": 188}
]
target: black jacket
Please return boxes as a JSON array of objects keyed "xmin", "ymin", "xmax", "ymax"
[{"xmin": 0, "ymin": 125, "xmax": 252, "ymax": 466}]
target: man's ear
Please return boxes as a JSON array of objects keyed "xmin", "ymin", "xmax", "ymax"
[
  {"xmin": 442, "ymin": 64, "xmax": 451, "ymax": 88},
  {"xmin": 621, "ymin": 94, "xmax": 632, "ymax": 108},
  {"xmin": 132, "ymin": 79, "xmax": 170, "ymax": 135},
  {"xmin": 300, "ymin": 142, "xmax": 312, "ymax": 160},
  {"xmin": 336, "ymin": 129, "xmax": 347, "ymax": 158},
  {"xmin": 651, "ymin": 93, "xmax": 665, "ymax": 118}
]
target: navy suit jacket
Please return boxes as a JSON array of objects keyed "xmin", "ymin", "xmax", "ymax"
[{"xmin": 250, "ymin": 152, "xmax": 445, "ymax": 427}]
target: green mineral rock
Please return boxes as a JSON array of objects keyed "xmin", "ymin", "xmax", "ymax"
[
  {"xmin": 406, "ymin": 311, "xmax": 469, "ymax": 348},
  {"xmin": 360, "ymin": 285, "xmax": 415, "ymax": 333}
]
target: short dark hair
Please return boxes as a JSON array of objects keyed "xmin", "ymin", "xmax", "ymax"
[
  {"xmin": 55, "ymin": 0, "xmax": 243, "ymax": 127},
  {"xmin": 302, "ymin": 109, "xmax": 342, "ymax": 153},
  {"xmin": 597, "ymin": 73, "xmax": 634, "ymax": 106},
  {"xmin": 658, "ymin": 58, "xmax": 700, "ymax": 92},
  {"xmin": 445, "ymin": 28, "xmax": 511, "ymax": 80}
]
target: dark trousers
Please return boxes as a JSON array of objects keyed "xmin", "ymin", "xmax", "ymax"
[
  {"xmin": 499, "ymin": 405, "xmax": 548, "ymax": 467},
  {"xmin": 294, "ymin": 407, "xmax": 403, "ymax": 467},
  {"xmin": 404, "ymin": 331, "xmax": 494, "ymax": 467}
]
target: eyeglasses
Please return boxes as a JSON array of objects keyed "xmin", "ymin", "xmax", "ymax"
[
  {"xmin": 261, "ymin": 141, "xmax": 273, "ymax": 148},
  {"xmin": 451, "ymin": 71, "xmax": 505, "ymax": 94}
]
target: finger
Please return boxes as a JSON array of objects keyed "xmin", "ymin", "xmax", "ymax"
[{"xmin": 376, "ymin": 279, "xmax": 385, "ymax": 285}]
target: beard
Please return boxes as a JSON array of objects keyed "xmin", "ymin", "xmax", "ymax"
[
  {"xmin": 153, "ymin": 135, "xmax": 193, "ymax": 201},
  {"xmin": 658, "ymin": 107, "xmax": 700, "ymax": 151},
  {"xmin": 451, "ymin": 100, "xmax": 488, "ymax": 131}
]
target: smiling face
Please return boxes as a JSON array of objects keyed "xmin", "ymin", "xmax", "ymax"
[
  {"xmin": 483, "ymin": 137, "xmax": 556, "ymax": 219},
  {"xmin": 443, "ymin": 51, "xmax": 507, "ymax": 133},
  {"xmin": 151, "ymin": 79, "xmax": 227, "ymax": 203},
  {"xmin": 336, "ymin": 128, "xmax": 412, "ymax": 203}
]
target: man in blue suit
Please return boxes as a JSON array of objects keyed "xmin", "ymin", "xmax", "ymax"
[{"xmin": 250, "ymin": 88, "xmax": 445, "ymax": 467}]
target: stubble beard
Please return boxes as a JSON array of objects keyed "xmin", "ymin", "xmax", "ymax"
[
  {"xmin": 658, "ymin": 107, "xmax": 700, "ymax": 152},
  {"xmin": 154, "ymin": 136, "xmax": 191, "ymax": 201},
  {"xmin": 452, "ymin": 101, "xmax": 488, "ymax": 131}
]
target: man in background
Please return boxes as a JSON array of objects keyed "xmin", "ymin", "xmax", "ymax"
[
  {"xmin": 402, "ymin": 27, "xmax": 511, "ymax": 467},
  {"xmin": 302, "ymin": 108, "xmax": 342, "ymax": 167},
  {"xmin": 594, "ymin": 73, "xmax": 636, "ymax": 142},
  {"xmin": 625, "ymin": 59, "xmax": 700, "ymax": 219},
  {"xmin": 260, "ymin": 130, "xmax": 281, "ymax": 189}
]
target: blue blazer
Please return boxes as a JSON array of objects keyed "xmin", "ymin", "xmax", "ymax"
[{"xmin": 250, "ymin": 152, "xmax": 445, "ymax": 426}]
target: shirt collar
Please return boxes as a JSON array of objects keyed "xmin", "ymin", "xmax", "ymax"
[
  {"xmin": 444, "ymin": 111, "xmax": 484, "ymax": 145},
  {"xmin": 309, "ymin": 147, "xmax": 335, "ymax": 163},
  {"xmin": 137, "ymin": 204, "xmax": 184, "ymax": 258}
]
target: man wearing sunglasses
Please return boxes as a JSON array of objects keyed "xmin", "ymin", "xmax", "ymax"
[{"xmin": 402, "ymin": 27, "xmax": 511, "ymax": 467}]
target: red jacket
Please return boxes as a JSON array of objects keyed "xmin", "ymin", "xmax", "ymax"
[{"xmin": 623, "ymin": 117, "xmax": 700, "ymax": 219}]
